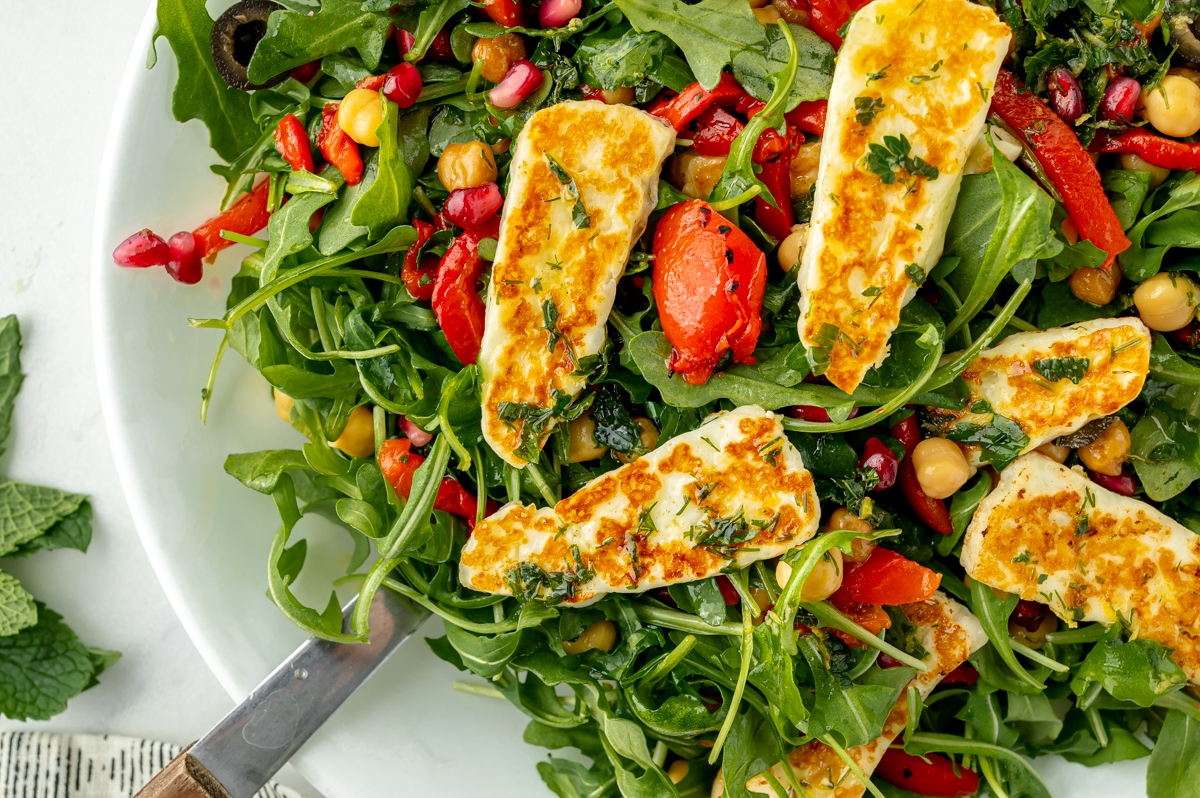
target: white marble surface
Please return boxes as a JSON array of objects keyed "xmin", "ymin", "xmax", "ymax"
[{"xmin": 0, "ymin": 4, "xmax": 319, "ymax": 795}]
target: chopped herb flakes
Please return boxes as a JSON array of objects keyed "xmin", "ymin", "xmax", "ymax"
[
  {"xmin": 854, "ymin": 96, "xmax": 885, "ymax": 127},
  {"xmin": 545, "ymin": 152, "xmax": 590, "ymax": 229},
  {"xmin": 1032, "ymin": 356, "xmax": 1090, "ymax": 384},
  {"xmin": 865, "ymin": 134, "xmax": 939, "ymax": 185}
]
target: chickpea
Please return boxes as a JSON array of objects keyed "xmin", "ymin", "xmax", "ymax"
[
  {"xmin": 1168, "ymin": 66, "xmax": 1200, "ymax": 91},
  {"xmin": 912, "ymin": 438, "xmax": 971, "ymax": 500},
  {"xmin": 668, "ymin": 150, "xmax": 727, "ymax": 200},
  {"xmin": 1078, "ymin": 419, "xmax": 1131, "ymax": 477},
  {"xmin": 1069, "ymin": 262, "xmax": 1122, "ymax": 306},
  {"xmin": 772, "ymin": 0, "xmax": 809, "ymax": 24},
  {"xmin": 490, "ymin": 138, "xmax": 512, "ymax": 155},
  {"xmin": 1009, "ymin": 611, "xmax": 1057, "ymax": 651},
  {"xmin": 562, "ymin": 619, "xmax": 617, "ymax": 655},
  {"xmin": 1035, "ymin": 442, "xmax": 1070, "ymax": 463},
  {"xmin": 790, "ymin": 139, "xmax": 821, "ymax": 198},
  {"xmin": 437, "ymin": 141, "xmax": 498, "ymax": 192},
  {"xmin": 273, "ymin": 389, "xmax": 294, "ymax": 423},
  {"xmin": 750, "ymin": 587, "xmax": 772, "ymax": 624},
  {"xmin": 615, "ymin": 418, "xmax": 661, "ymax": 464},
  {"xmin": 337, "ymin": 88, "xmax": 384, "ymax": 147},
  {"xmin": 800, "ymin": 548, "xmax": 844, "ymax": 602},
  {"xmin": 334, "ymin": 405, "xmax": 376, "ymax": 458},
  {"xmin": 600, "ymin": 87, "xmax": 636, "ymax": 105},
  {"xmin": 472, "ymin": 33, "xmax": 526, "ymax": 84},
  {"xmin": 777, "ymin": 224, "xmax": 809, "ymax": 272},
  {"xmin": 667, "ymin": 760, "xmax": 690, "ymax": 784},
  {"xmin": 1119, "ymin": 152, "xmax": 1171, "ymax": 189},
  {"xmin": 825, "ymin": 507, "xmax": 875, "ymax": 561},
  {"xmin": 753, "ymin": 5, "xmax": 782, "ymax": 23},
  {"xmin": 1142, "ymin": 75, "xmax": 1200, "ymax": 138},
  {"xmin": 775, "ymin": 558, "xmax": 794, "ymax": 588},
  {"xmin": 1134, "ymin": 271, "xmax": 1200, "ymax": 331},
  {"xmin": 568, "ymin": 412, "xmax": 608, "ymax": 463}
]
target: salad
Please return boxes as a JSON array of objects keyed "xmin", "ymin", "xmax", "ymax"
[{"xmin": 114, "ymin": 0, "xmax": 1200, "ymax": 795}]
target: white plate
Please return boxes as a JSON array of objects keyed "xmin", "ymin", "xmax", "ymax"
[{"xmin": 91, "ymin": 4, "xmax": 1149, "ymax": 796}]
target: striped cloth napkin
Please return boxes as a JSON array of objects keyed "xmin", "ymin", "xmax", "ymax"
[{"xmin": 0, "ymin": 732, "xmax": 303, "ymax": 798}]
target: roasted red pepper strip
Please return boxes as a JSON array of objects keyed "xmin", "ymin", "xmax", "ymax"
[
  {"xmin": 378, "ymin": 438, "xmax": 497, "ymax": 528},
  {"xmin": 876, "ymin": 749, "xmax": 980, "ymax": 798},
  {"xmin": 432, "ymin": 216, "xmax": 502, "ymax": 365},
  {"xmin": 837, "ymin": 548, "xmax": 942, "ymax": 605},
  {"xmin": 274, "ymin": 113, "xmax": 315, "ymax": 173},
  {"xmin": 827, "ymin": 594, "xmax": 892, "ymax": 648},
  {"xmin": 691, "ymin": 106, "xmax": 745, "ymax": 157},
  {"xmin": 754, "ymin": 150, "xmax": 796, "ymax": 241},
  {"xmin": 737, "ymin": 96, "xmax": 795, "ymax": 164},
  {"xmin": 1094, "ymin": 129, "xmax": 1200, "ymax": 171},
  {"xmin": 318, "ymin": 103, "xmax": 364, "ymax": 187},
  {"xmin": 785, "ymin": 99, "xmax": 827, "ymax": 136},
  {"xmin": 808, "ymin": 0, "xmax": 874, "ymax": 47},
  {"xmin": 192, "ymin": 180, "xmax": 272, "ymax": 259},
  {"xmin": 648, "ymin": 73, "xmax": 744, "ymax": 132},
  {"xmin": 892, "ymin": 413, "xmax": 955, "ymax": 535},
  {"xmin": 402, "ymin": 218, "xmax": 446, "ymax": 300},
  {"xmin": 990, "ymin": 69, "xmax": 1130, "ymax": 267}
]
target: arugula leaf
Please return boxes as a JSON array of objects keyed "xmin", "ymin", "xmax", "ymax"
[
  {"xmin": 1071, "ymin": 625, "xmax": 1188, "ymax": 707},
  {"xmin": 225, "ymin": 450, "xmax": 312, "ymax": 494},
  {"xmin": 0, "ymin": 572, "xmax": 36, "ymax": 637},
  {"xmin": 247, "ymin": 0, "xmax": 393, "ymax": 83},
  {"xmin": 967, "ymin": 576, "xmax": 1046, "ymax": 693},
  {"xmin": 406, "ymin": 0, "xmax": 472, "ymax": 64},
  {"xmin": 1102, "ymin": 168, "xmax": 1152, "ymax": 231},
  {"xmin": 1147, "ymin": 710, "xmax": 1200, "ymax": 798},
  {"xmin": 576, "ymin": 24, "xmax": 677, "ymax": 91},
  {"xmin": 1120, "ymin": 172, "xmax": 1200, "ymax": 282},
  {"xmin": 799, "ymin": 635, "xmax": 914, "ymax": 747},
  {"xmin": 730, "ymin": 22, "xmax": 834, "ymax": 104},
  {"xmin": 590, "ymin": 384, "xmax": 645, "ymax": 456},
  {"xmin": 1031, "ymin": 356, "xmax": 1090, "ymax": 384},
  {"xmin": 864, "ymin": 134, "xmax": 938, "ymax": 185},
  {"xmin": 0, "ymin": 484, "xmax": 89, "ymax": 558},
  {"xmin": 1131, "ymin": 404, "xmax": 1200, "ymax": 501},
  {"xmin": 350, "ymin": 98, "xmax": 414, "ymax": 238},
  {"xmin": 151, "ymin": 0, "xmax": 259, "ymax": 163},
  {"xmin": 0, "ymin": 603, "xmax": 95, "ymax": 721},
  {"xmin": 718, "ymin": 707, "xmax": 778, "ymax": 798},
  {"xmin": 1149, "ymin": 331, "xmax": 1200, "ymax": 386},
  {"xmin": 0, "ymin": 316, "xmax": 23, "ymax": 457}
]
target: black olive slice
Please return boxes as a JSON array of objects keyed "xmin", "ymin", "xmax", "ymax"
[
  {"xmin": 1055, "ymin": 415, "xmax": 1117, "ymax": 449},
  {"xmin": 1168, "ymin": 13, "xmax": 1200, "ymax": 65},
  {"xmin": 210, "ymin": 0, "xmax": 287, "ymax": 91}
]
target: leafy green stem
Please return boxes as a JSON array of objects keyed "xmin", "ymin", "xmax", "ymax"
[{"xmin": 801, "ymin": 601, "xmax": 928, "ymax": 671}]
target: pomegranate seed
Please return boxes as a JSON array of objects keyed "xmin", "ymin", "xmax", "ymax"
[
  {"xmin": 429, "ymin": 27, "xmax": 455, "ymax": 61},
  {"xmin": 1011, "ymin": 599, "xmax": 1048, "ymax": 632},
  {"xmin": 788, "ymin": 405, "xmax": 860, "ymax": 423},
  {"xmin": 877, "ymin": 652, "xmax": 905, "ymax": 668},
  {"xmin": 382, "ymin": 63, "xmax": 423, "ymax": 108},
  {"xmin": 113, "ymin": 229, "xmax": 170, "ymax": 268},
  {"xmin": 400, "ymin": 415, "xmax": 434, "ymax": 446},
  {"xmin": 858, "ymin": 437, "xmax": 899, "ymax": 491},
  {"xmin": 1048, "ymin": 67, "xmax": 1084, "ymax": 124},
  {"xmin": 489, "ymin": 60, "xmax": 544, "ymax": 109},
  {"xmin": 165, "ymin": 231, "xmax": 203, "ymax": 285},
  {"xmin": 539, "ymin": 0, "xmax": 582, "ymax": 28},
  {"xmin": 396, "ymin": 29, "xmax": 416, "ymax": 56},
  {"xmin": 444, "ymin": 183, "xmax": 504, "ymax": 228},
  {"xmin": 1089, "ymin": 468, "xmax": 1138, "ymax": 496},
  {"xmin": 1174, "ymin": 322, "xmax": 1200, "ymax": 349},
  {"xmin": 1099, "ymin": 77, "xmax": 1141, "ymax": 124},
  {"xmin": 940, "ymin": 664, "xmax": 979, "ymax": 685},
  {"xmin": 290, "ymin": 60, "xmax": 320, "ymax": 84},
  {"xmin": 716, "ymin": 575, "xmax": 739, "ymax": 605}
]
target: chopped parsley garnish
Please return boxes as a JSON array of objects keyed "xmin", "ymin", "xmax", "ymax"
[
  {"xmin": 1032, "ymin": 357, "xmax": 1090, "ymax": 384},
  {"xmin": 542, "ymin": 297, "xmax": 578, "ymax": 365},
  {"xmin": 866, "ymin": 64, "xmax": 890, "ymax": 83},
  {"xmin": 854, "ymin": 96, "xmax": 885, "ymax": 127},
  {"xmin": 908, "ymin": 74, "xmax": 940, "ymax": 84},
  {"xmin": 1075, "ymin": 486, "xmax": 1097, "ymax": 538},
  {"xmin": 690, "ymin": 508, "xmax": 756, "ymax": 559},
  {"xmin": 809, "ymin": 324, "xmax": 862, "ymax": 375},
  {"xmin": 865, "ymin": 134, "xmax": 939, "ymax": 185},
  {"xmin": 498, "ymin": 388, "xmax": 590, "ymax": 463},
  {"xmin": 545, "ymin": 152, "xmax": 590, "ymax": 229},
  {"xmin": 1013, "ymin": 551, "xmax": 1032, "ymax": 564},
  {"xmin": 945, "ymin": 411, "xmax": 1030, "ymax": 470},
  {"xmin": 905, "ymin": 263, "xmax": 926, "ymax": 285},
  {"xmin": 504, "ymin": 546, "xmax": 594, "ymax": 604}
]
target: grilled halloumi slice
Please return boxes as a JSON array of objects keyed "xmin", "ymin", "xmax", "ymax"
[
  {"xmin": 962, "ymin": 454, "xmax": 1200, "ymax": 681},
  {"xmin": 712, "ymin": 592, "xmax": 986, "ymax": 798},
  {"xmin": 460, "ymin": 406, "xmax": 820, "ymax": 605},
  {"xmin": 479, "ymin": 101, "xmax": 675, "ymax": 467},
  {"xmin": 796, "ymin": 0, "xmax": 1010, "ymax": 393},
  {"xmin": 930, "ymin": 318, "xmax": 1151, "ymax": 464}
]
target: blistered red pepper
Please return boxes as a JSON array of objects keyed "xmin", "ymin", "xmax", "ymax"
[
  {"xmin": 754, "ymin": 153, "xmax": 796, "ymax": 241},
  {"xmin": 653, "ymin": 200, "xmax": 767, "ymax": 384},
  {"xmin": 893, "ymin": 413, "xmax": 954, "ymax": 535},
  {"xmin": 432, "ymin": 216, "xmax": 502, "ymax": 365},
  {"xmin": 274, "ymin": 113, "xmax": 315, "ymax": 173},
  {"xmin": 318, "ymin": 103, "xmax": 364, "ymax": 187},
  {"xmin": 192, "ymin": 180, "xmax": 272, "ymax": 259},
  {"xmin": 378, "ymin": 439, "xmax": 497, "ymax": 527},
  {"xmin": 876, "ymin": 749, "xmax": 980, "ymax": 798},
  {"xmin": 1093, "ymin": 129, "xmax": 1200, "ymax": 172},
  {"xmin": 827, "ymin": 593, "xmax": 892, "ymax": 648},
  {"xmin": 785, "ymin": 100, "xmax": 828, "ymax": 136},
  {"xmin": 648, "ymin": 73, "xmax": 744, "ymax": 132},
  {"xmin": 807, "ymin": 0, "xmax": 874, "ymax": 47},
  {"xmin": 402, "ymin": 218, "xmax": 446, "ymax": 300},
  {"xmin": 990, "ymin": 69, "xmax": 1130, "ymax": 268},
  {"xmin": 837, "ymin": 548, "xmax": 942, "ymax": 605},
  {"xmin": 692, "ymin": 106, "xmax": 745, "ymax": 156}
]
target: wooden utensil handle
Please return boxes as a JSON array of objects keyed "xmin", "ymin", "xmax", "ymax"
[{"xmin": 134, "ymin": 748, "xmax": 233, "ymax": 798}]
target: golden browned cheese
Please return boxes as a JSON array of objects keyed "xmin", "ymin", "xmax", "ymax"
[
  {"xmin": 796, "ymin": 0, "xmax": 1010, "ymax": 392},
  {"xmin": 962, "ymin": 454, "xmax": 1200, "ymax": 681},
  {"xmin": 459, "ymin": 407, "xmax": 821, "ymax": 605},
  {"xmin": 479, "ymin": 101, "xmax": 675, "ymax": 467},
  {"xmin": 711, "ymin": 592, "xmax": 986, "ymax": 797},
  {"xmin": 930, "ymin": 318, "xmax": 1151, "ymax": 464}
]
